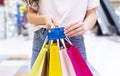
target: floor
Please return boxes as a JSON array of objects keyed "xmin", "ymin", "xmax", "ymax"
[{"xmin": 85, "ymin": 34, "xmax": 120, "ymax": 76}]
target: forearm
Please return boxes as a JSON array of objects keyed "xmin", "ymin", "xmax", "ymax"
[
  {"xmin": 83, "ymin": 8, "xmax": 97, "ymax": 31},
  {"xmin": 27, "ymin": 8, "xmax": 47, "ymax": 25},
  {"xmin": 27, "ymin": 13, "xmax": 46, "ymax": 25}
]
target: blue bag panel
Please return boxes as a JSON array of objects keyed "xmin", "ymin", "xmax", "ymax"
[{"xmin": 47, "ymin": 27, "xmax": 66, "ymax": 40}]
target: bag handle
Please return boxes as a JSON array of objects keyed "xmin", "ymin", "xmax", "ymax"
[
  {"xmin": 56, "ymin": 39, "xmax": 66, "ymax": 50},
  {"xmin": 40, "ymin": 37, "xmax": 50, "ymax": 50},
  {"xmin": 60, "ymin": 39, "xmax": 66, "ymax": 49},
  {"xmin": 65, "ymin": 37, "xmax": 73, "ymax": 45}
]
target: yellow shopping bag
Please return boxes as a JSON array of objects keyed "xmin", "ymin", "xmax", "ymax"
[
  {"xmin": 29, "ymin": 39, "xmax": 49, "ymax": 76},
  {"xmin": 49, "ymin": 42, "xmax": 62, "ymax": 76}
]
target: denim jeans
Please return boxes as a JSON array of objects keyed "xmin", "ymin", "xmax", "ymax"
[{"xmin": 31, "ymin": 28, "xmax": 87, "ymax": 67}]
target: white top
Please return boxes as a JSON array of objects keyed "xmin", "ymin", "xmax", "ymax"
[{"xmin": 28, "ymin": 0, "xmax": 100, "ymax": 30}]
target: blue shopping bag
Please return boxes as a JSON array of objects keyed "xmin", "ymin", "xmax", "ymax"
[{"xmin": 47, "ymin": 27, "xmax": 66, "ymax": 40}]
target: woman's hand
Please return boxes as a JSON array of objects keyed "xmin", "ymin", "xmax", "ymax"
[
  {"xmin": 44, "ymin": 15, "xmax": 59, "ymax": 29},
  {"xmin": 64, "ymin": 8, "xmax": 97, "ymax": 37},
  {"xmin": 27, "ymin": 8, "xmax": 59, "ymax": 29},
  {"xmin": 64, "ymin": 21, "xmax": 88, "ymax": 37}
]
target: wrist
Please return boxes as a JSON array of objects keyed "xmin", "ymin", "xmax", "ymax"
[{"xmin": 83, "ymin": 22, "xmax": 89, "ymax": 32}]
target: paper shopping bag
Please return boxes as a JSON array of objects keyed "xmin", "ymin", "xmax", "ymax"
[
  {"xmin": 47, "ymin": 27, "xmax": 66, "ymax": 40},
  {"xmin": 66, "ymin": 42, "xmax": 93, "ymax": 76},
  {"xmin": 46, "ymin": 47, "xmax": 50, "ymax": 76},
  {"xmin": 59, "ymin": 48, "xmax": 76, "ymax": 76},
  {"xmin": 29, "ymin": 39, "xmax": 49, "ymax": 76},
  {"xmin": 49, "ymin": 42, "xmax": 62, "ymax": 76}
]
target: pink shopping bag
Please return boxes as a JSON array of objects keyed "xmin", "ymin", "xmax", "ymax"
[
  {"xmin": 66, "ymin": 42, "xmax": 93, "ymax": 76},
  {"xmin": 59, "ymin": 48, "xmax": 76, "ymax": 76}
]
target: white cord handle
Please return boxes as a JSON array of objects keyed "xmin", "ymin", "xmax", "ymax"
[{"xmin": 65, "ymin": 37, "xmax": 73, "ymax": 45}]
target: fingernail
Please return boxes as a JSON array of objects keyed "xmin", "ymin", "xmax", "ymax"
[
  {"xmin": 64, "ymin": 31, "xmax": 67, "ymax": 34},
  {"xmin": 66, "ymin": 33, "xmax": 70, "ymax": 36}
]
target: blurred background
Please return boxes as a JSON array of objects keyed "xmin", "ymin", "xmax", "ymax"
[{"xmin": 0, "ymin": 0, "xmax": 120, "ymax": 76}]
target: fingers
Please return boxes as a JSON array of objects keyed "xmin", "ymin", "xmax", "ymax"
[
  {"xmin": 52, "ymin": 18, "xmax": 59, "ymax": 27},
  {"xmin": 64, "ymin": 21, "xmax": 87, "ymax": 37},
  {"xmin": 64, "ymin": 21, "xmax": 81, "ymax": 34},
  {"xmin": 64, "ymin": 21, "xmax": 79, "ymax": 31},
  {"xmin": 45, "ymin": 23, "xmax": 51, "ymax": 29},
  {"xmin": 64, "ymin": 22, "xmax": 83, "ymax": 35},
  {"xmin": 68, "ymin": 30, "xmax": 84, "ymax": 37},
  {"xmin": 65, "ymin": 26, "xmax": 84, "ymax": 37},
  {"xmin": 45, "ymin": 17, "xmax": 59, "ymax": 29}
]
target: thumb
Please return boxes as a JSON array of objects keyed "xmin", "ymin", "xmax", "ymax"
[{"xmin": 52, "ymin": 18, "xmax": 59, "ymax": 27}]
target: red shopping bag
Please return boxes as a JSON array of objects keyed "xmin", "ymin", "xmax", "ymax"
[{"xmin": 65, "ymin": 42, "xmax": 93, "ymax": 76}]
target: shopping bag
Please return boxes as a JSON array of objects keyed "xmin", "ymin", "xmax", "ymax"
[
  {"xmin": 59, "ymin": 48, "xmax": 76, "ymax": 76},
  {"xmin": 47, "ymin": 27, "xmax": 66, "ymax": 40},
  {"xmin": 65, "ymin": 40, "xmax": 93, "ymax": 76},
  {"xmin": 49, "ymin": 41, "xmax": 62, "ymax": 76},
  {"xmin": 46, "ymin": 48, "xmax": 50, "ymax": 76},
  {"xmin": 58, "ymin": 39, "xmax": 76, "ymax": 76},
  {"xmin": 29, "ymin": 38, "xmax": 49, "ymax": 76}
]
